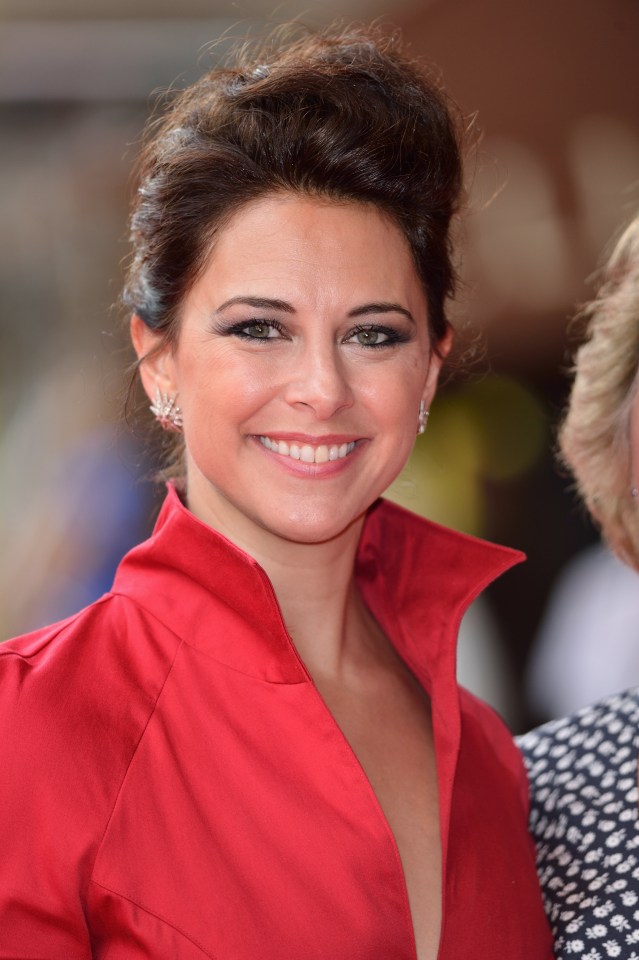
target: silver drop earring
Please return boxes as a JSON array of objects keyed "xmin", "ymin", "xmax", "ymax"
[
  {"xmin": 632, "ymin": 487, "xmax": 638, "ymax": 499},
  {"xmin": 150, "ymin": 387, "xmax": 183, "ymax": 433},
  {"xmin": 417, "ymin": 400, "xmax": 429, "ymax": 435}
]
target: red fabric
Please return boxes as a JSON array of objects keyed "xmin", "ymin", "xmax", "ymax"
[{"xmin": 0, "ymin": 489, "xmax": 553, "ymax": 959}]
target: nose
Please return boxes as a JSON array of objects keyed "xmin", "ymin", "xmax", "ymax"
[{"xmin": 283, "ymin": 342, "xmax": 354, "ymax": 420}]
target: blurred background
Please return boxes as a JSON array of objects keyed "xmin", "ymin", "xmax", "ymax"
[{"xmin": 1, "ymin": 0, "xmax": 638, "ymax": 731}]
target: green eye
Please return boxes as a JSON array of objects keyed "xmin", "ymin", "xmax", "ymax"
[
  {"xmin": 355, "ymin": 328, "xmax": 382, "ymax": 345},
  {"xmin": 247, "ymin": 323, "xmax": 271, "ymax": 338},
  {"xmin": 223, "ymin": 318, "xmax": 286, "ymax": 341},
  {"xmin": 348, "ymin": 326, "xmax": 395, "ymax": 346}
]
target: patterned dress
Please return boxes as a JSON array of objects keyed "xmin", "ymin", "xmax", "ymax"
[{"xmin": 518, "ymin": 690, "xmax": 639, "ymax": 960}]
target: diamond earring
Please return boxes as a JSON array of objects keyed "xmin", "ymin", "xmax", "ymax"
[
  {"xmin": 150, "ymin": 387, "xmax": 183, "ymax": 433},
  {"xmin": 417, "ymin": 400, "xmax": 429, "ymax": 435}
]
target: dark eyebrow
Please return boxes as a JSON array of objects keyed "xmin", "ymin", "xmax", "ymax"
[
  {"xmin": 215, "ymin": 296, "xmax": 295, "ymax": 314},
  {"xmin": 214, "ymin": 296, "xmax": 415, "ymax": 324},
  {"xmin": 347, "ymin": 302, "xmax": 415, "ymax": 325}
]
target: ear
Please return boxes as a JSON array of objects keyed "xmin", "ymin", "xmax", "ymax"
[
  {"xmin": 422, "ymin": 324, "xmax": 454, "ymax": 409},
  {"xmin": 130, "ymin": 314, "xmax": 177, "ymax": 404}
]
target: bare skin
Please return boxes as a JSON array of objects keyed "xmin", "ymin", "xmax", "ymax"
[
  {"xmin": 311, "ymin": 622, "xmax": 442, "ymax": 960},
  {"xmin": 261, "ymin": 535, "xmax": 442, "ymax": 960}
]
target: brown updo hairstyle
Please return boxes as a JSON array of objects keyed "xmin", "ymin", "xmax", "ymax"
[{"xmin": 123, "ymin": 22, "xmax": 465, "ymax": 464}]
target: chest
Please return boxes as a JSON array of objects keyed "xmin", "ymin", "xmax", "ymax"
[
  {"xmin": 315, "ymin": 672, "xmax": 442, "ymax": 960},
  {"xmin": 88, "ymin": 648, "xmax": 553, "ymax": 959}
]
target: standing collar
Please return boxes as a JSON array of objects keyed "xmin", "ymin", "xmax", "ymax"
[{"xmin": 112, "ymin": 485, "xmax": 523, "ymax": 684}]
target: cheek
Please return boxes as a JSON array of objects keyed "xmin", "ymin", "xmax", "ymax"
[
  {"xmin": 358, "ymin": 363, "xmax": 424, "ymax": 420},
  {"xmin": 178, "ymin": 351, "xmax": 279, "ymax": 420}
]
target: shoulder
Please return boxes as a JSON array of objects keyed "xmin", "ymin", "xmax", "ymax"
[
  {"xmin": 1, "ymin": 591, "xmax": 181, "ymax": 705},
  {"xmin": 517, "ymin": 688, "xmax": 639, "ymax": 799},
  {"xmin": 0, "ymin": 593, "xmax": 184, "ymax": 940},
  {"xmin": 0, "ymin": 592, "xmax": 182, "ymax": 799},
  {"xmin": 516, "ymin": 693, "xmax": 639, "ymax": 954},
  {"xmin": 0, "ymin": 593, "xmax": 185, "ymax": 945},
  {"xmin": 1, "ymin": 588, "xmax": 181, "ymax": 667},
  {"xmin": 517, "ymin": 689, "xmax": 639, "ymax": 842}
]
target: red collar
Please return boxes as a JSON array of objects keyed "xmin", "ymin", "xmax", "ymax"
[{"xmin": 113, "ymin": 485, "xmax": 523, "ymax": 687}]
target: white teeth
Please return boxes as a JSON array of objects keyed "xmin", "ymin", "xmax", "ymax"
[
  {"xmin": 300, "ymin": 444, "xmax": 314, "ymax": 463},
  {"xmin": 259, "ymin": 437, "xmax": 356, "ymax": 464}
]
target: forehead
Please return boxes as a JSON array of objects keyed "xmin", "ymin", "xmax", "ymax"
[{"xmin": 192, "ymin": 192, "xmax": 425, "ymax": 311}]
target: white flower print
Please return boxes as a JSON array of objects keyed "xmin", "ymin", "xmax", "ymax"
[
  {"xmin": 603, "ymin": 941, "xmax": 621, "ymax": 957},
  {"xmin": 518, "ymin": 691, "xmax": 639, "ymax": 960}
]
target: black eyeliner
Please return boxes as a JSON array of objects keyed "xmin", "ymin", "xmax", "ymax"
[
  {"xmin": 213, "ymin": 317, "xmax": 286, "ymax": 339},
  {"xmin": 348, "ymin": 323, "xmax": 412, "ymax": 347}
]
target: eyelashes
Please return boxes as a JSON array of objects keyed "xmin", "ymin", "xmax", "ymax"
[
  {"xmin": 347, "ymin": 324, "xmax": 410, "ymax": 348},
  {"xmin": 218, "ymin": 318, "xmax": 287, "ymax": 341},
  {"xmin": 216, "ymin": 318, "xmax": 411, "ymax": 348}
]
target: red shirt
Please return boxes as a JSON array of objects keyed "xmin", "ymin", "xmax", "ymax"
[{"xmin": 0, "ymin": 489, "xmax": 553, "ymax": 958}]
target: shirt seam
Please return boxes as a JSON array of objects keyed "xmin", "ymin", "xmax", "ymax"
[
  {"xmin": 87, "ymin": 637, "xmax": 184, "ymax": 889},
  {"xmin": 108, "ymin": 589, "xmax": 307, "ymax": 685},
  {"xmin": 89, "ymin": 878, "xmax": 217, "ymax": 959}
]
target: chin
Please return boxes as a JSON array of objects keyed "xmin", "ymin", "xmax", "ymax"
[{"xmin": 268, "ymin": 503, "xmax": 368, "ymax": 545}]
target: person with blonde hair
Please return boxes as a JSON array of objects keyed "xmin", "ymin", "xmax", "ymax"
[
  {"xmin": 519, "ymin": 213, "xmax": 639, "ymax": 960},
  {"xmin": 562, "ymin": 215, "xmax": 639, "ymax": 566}
]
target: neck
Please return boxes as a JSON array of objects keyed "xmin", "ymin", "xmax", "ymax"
[
  {"xmin": 251, "ymin": 526, "xmax": 367, "ymax": 679},
  {"xmin": 185, "ymin": 488, "xmax": 375, "ymax": 680}
]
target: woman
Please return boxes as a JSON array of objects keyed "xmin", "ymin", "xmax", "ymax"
[
  {"xmin": 519, "ymin": 214, "xmax": 639, "ymax": 959},
  {"xmin": 0, "ymin": 26, "xmax": 553, "ymax": 959}
]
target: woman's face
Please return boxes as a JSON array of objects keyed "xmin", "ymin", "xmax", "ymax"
[{"xmin": 134, "ymin": 193, "xmax": 449, "ymax": 547}]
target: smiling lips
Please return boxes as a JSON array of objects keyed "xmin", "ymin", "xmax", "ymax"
[{"xmin": 258, "ymin": 436, "xmax": 357, "ymax": 464}]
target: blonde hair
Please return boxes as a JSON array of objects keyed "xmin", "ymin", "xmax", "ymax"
[{"xmin": 559, "ymin": 213, "xmax": 639, "ymax": 569}]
